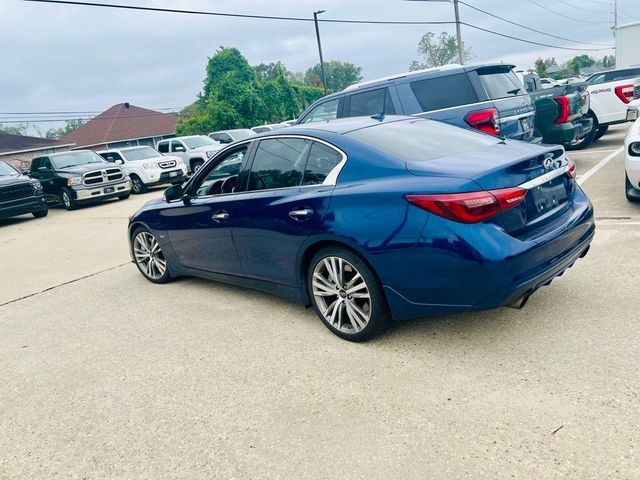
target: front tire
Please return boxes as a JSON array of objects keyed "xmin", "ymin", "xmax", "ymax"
[
  {"xmin": 130, "ymin": 175, "xmax": 148, "ymax": 194},
  {"xmin": 118, "ymin": 193, "xmax": 130, "ymax": 200},
  {"xmin": 594, "ymin": 125, "xmax": 609, "ymax": 141},
  {"xmin": 132, "ymin": 227, "xmax": 172, "ymax": 283},
  {"xmin": 61, "ymin": 187, "xmax": 78, "ymax": 211},
  {"xmin": 190, "ymin": 159, "xmax": 204, "ymax": 174},
  {"xmin": 625, "ymin": 173, "xmax": 640, "ymax": 202},
  {"xmin": 32, "ymin": 209, "xmax": 48, "ymax": 218},
  {"xmin": 308, "ymin": 246, "xmax": 390, "ymax": 342}
]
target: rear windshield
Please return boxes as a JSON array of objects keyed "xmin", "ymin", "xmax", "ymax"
[
  {"xmin": 345, "ymin": 119, "xmax": 499, "ymax": 162},
  {"xmin": 477, "ymin": 68, "xmax": 524, "ymax": 99}
]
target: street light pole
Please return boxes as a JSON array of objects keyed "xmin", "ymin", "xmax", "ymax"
[{"xmin": 313, "ymin": 10, "xmax": 328, "ymax": 94}]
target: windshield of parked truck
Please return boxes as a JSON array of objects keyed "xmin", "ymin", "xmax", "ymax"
[
  {"xmin": 228, "ymin": 129, "xmax": 256, "ymax": 140},
  {"xmin": 51, "ymin": 151, "xmax": 104, "ymax": 169},
  {"xmin": 183, "ymin": 136, "xmax": 218, "ymax": 149},
  {"xmin": 0, "ymin": 162, "xmax": 19, "ymax": 176},
  {"xmin": 122, "ymin": 147, "xmax": 159, "ymax": 161}
]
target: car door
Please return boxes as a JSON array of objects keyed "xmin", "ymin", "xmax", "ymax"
[
  {"xmin": 170, "ymin": 140, "xmax": 189, "ymax": 163},
  {"xmin": 164, "ymin": 143, "xmax": 250, "ymax": 275},
  {"xmin": 232, "ymin": 137, "xmax": 344, "ymax": 286}
]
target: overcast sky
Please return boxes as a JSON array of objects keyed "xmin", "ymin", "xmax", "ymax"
[{"xmin": 0, "ymin": 0, "xmax": 631, "ymax": 134}]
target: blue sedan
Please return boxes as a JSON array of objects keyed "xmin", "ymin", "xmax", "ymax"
[{"xmin": 128, "ymin": 116, "xmax": 594, "ymax": 341}]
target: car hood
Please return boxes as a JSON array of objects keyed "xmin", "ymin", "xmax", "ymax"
[
  {"xmin": 190, "ymin": 144, "xmax": 222, "ymax": 153},
  {"xmin": 57, "ymin": 163, "xmax": 115, "ymax": 175},
  {"xmin": 0, "ymin": 174, "xmax": 33, "ymax": 186}
]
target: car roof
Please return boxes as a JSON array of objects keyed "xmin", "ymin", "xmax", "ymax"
[
  {"xmin": 36, "ymin": 150, "xmax": 94, "ymax": 158},
  {"xmin": 262, "ymin": 115, "xmax": 416, "ymax": 136}
]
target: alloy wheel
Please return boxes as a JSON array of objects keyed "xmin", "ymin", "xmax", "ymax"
[
  {"xmin": 133, "ymin": 231, "xmax": 167, "ymax": 280},
  {"xmin": 62, "ymin": 192, "xmax": 71, "ymax": 208},
  {"xmin": 132, "ymin": 178, "xmax": 142, "ymax": 193},
  {"xmin": 312, "ymin": 256, "xmax": 372, "ymax": 334}
]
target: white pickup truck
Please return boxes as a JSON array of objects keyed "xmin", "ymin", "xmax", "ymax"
[
  {"xmin": 156, "ymin": 136, "xmax": 223, "ymax": 174},
  {"xmin": 584, "ymin": 67, "xmax": 640, "ymax": 142}
]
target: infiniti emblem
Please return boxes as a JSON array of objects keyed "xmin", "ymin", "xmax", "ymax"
[{"xmin": 543, "ymin": 157, "xmax": 555, "ymax": 170}]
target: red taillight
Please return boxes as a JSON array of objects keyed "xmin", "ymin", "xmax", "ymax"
[
  {"xmin": 465, "ymin": 108, "xmax": 500, "ymax": 135},
  {"xmin": 554, "ymin": 96, "xmax": 570, "ymax": 124},
  {"xmin": 614, "ymin": 84, "xmax": 634, "ymax": 104},
  {"xmin": 405, "ymin": 187, "xmax": 527, "ymax": 224},
  {"xmin": 566, "ymin": 156, "xmax": 576, "ymax": 179}
]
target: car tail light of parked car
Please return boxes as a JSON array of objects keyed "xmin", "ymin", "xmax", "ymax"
[
  {"xmin": 464, "ymin": 108, "xmax": 501, "ymax": 135},
  {"xmin": 405, "ymin": 187, "xmax": 527, "ymax": 224},
  {"xmin": 615, "ymin": 84, "xmax": 635, "ymax": 104},
  {"xmin": 554, "ymin": 96, "xmax": 570, "ymax": 124},
  {"xmin": 566, "ymin": 156, "xmax": 576, "ymax": 178}
]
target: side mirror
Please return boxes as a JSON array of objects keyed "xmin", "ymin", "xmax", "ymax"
[
  {"xmin": 164, "ymin": 184, "xmax": 184, "ymax": 202},
  {"xmin": 174, "ymin": 146, "xmax": 186, "ymax": 153},
  {"xmin": 115, "ymin": 159, "xmax": 124, "ymax": 165}
]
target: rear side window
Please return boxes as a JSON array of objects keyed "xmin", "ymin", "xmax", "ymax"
[
  {"xmin": 347, "ymin": 88, "xmax": 395, "ymax": 117},
  {"xmin": 345, "ymin": 119, "xmax": 499, "ymax": 162},
  {"xmin": 157, "ymin": 142, "xmax": 169, "ymax": 153},
  {"xmin": 247, "ymin": 138, "xmax": 311, "ymax": 191},
  {"xmin": 611, "ymin": 68, "xmax": 640, "ymax": 81},
  {"xmin": 302, "ymin": 142, "xmax": 343, "ymax": 185},
  {"xmin": 101, "ymin": 152, "xmax": 123, "ymax": 162},
  {"xmin": 300, "ymin": 99, "xmax": 339, "ymax": 124},
  {"xmin": 410, "ymin": 73, "xmax": 477, "ymax": 111},
  {"xmin": 478, "ymin": 69, "xmax": 525, "ymax": 99}
]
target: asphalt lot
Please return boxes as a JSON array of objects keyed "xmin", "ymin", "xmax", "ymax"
[{"xmin": 1, "ymin": 124, "xmax": 639, "ymax": 479}]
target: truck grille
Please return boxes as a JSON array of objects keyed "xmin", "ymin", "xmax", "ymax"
[
  {"xmin": 0, "ymin": 183, "xmax": 35, "ymax": 202},
  {"xmin": 158, "ymin": 160, "xmax": 177, "ymax": 169},
  {"xmin": 84, "ymin": 168, "xmax": 123, "ymax": 186}
]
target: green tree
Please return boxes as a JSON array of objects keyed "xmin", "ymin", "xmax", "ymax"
[
  {"xmin": 304, "ymin": 60, "xmax": 363, "ymax": 91},
  {"xmin": 565, "ymin": 55, "xmax": 595, "ymax": 75},
  {"xmin": 45, "ymin": 118, "xmax": 87, "ymax": 140},
  {"xmin": 534, "ymin": 57, "xmax": 557, "ymax": 77},
  {"xmin": 0, "ymin": 123, "xmax": 28, "ymax": 135},
  {"xmin": 409, "ymin": 31, "xmax": 473, "ymax": 70}
]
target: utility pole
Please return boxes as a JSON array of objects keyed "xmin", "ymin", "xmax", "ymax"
[
  {"xmin": 453, "ymin": 0, "xmax": 464, "ymax": 65},
  {"xmin": 313, "ymin": 10, "xmax": 328, "ymax": 94},
  {"xmin": 405, "ymin": 0, "xmax": 465, "ymax": 65}
]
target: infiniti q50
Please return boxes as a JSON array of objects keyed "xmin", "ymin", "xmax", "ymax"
[{"xmin": 128, "ymin": 116, "xmax": 594, "ymax": 341}]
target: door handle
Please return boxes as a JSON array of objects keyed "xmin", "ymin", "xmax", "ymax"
[
  {"xmin": 289, "ymin": 208, "xmax": 314, "ymax": 221},
  {"xmin": 212, "ymin": 211, "xmax": 229, "ymax": 222}
]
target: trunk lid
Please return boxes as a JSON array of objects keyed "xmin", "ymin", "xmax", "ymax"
[{"xmin": 406, "ymin": 141, "xmax": 574, "ymax": 233}]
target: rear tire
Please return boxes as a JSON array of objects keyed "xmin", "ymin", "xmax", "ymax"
[
  {"xmin": 118, "ymin": 193, "xmax": 130, "ymax": 200},
  {"xmin": 307, "ymin": 246, "xmax": 390, "ymax": 342},
  {"xmin": 130, "ymin": 175, "xmax": 148, "ymax": 194},
  {"xmin": 565, "ymin": 113, "xmax": 597, "ymax": 150},
  {"xmin": 61, "ymin": 187, "xmax": 78, "ymax": 211},
  {"xmin": 32, "ymin": 209, "xmax": 48, "ymax": 218},
  {"xmin": 594, "ymin": 125, "xmax": 609, "ymax": 141}
]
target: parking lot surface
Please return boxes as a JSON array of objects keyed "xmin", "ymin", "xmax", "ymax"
[{"xmin": 1, "ymin": 125, "xmax": 639, "ymax": 479}]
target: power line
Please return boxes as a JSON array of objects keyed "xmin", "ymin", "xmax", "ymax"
[
  {"xmin": 526, "ymin": 0, "xmax": 612, "ymax": 24},
  {"xmin": 461, "ymin": 22, "xmax": 614, "ymax": 51},
  {"xmin": 0, "ymin": 108, "xmax": 184, "ymax": 115},
  {"xmin": 459, "ymin": 1, "xmax": 613, "ymax": 47},
  {"xmin": 555, "ymin": 0, "xmax": 611, "ymax": 14},
  {"xmin": 23, "ymin": 0, "xmax": 456, "ymax": 25},
  {"xmin": 0, "ymin": 112, "xmax": 181, "ymax": 123},
  {"xmin": 26, "ymin": 0, "xmax": 616, "ymax": 52}
]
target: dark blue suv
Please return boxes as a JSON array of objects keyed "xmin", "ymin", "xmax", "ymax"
[{"xmin": 296, "ymin": 63, "xmax": 539, "ymax": 142}]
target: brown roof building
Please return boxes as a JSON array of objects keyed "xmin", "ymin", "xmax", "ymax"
[{"xmin": 61, "ymin": 102, "xmax": 177, "ymax": 150}]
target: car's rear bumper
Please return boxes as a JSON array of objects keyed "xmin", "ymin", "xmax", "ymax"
[
  {"xmin": 380, "ymin": 187, "xmax": 595, "ymax": 321},
  {"xmin": 0, "ymin": 194, "xmax": 48, "ymax": 219},
  {"xmin": 544, "ymin": 116, "xmax": 594, "ymax": 144}
]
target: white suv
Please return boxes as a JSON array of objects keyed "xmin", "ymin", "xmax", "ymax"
[
  {"xmin": 156, "ymin": 136, "xmax": 223, "ymax": 174},
  {"xmin": 97, "ymin": 146, "xmax": 187, "ymax": 194}
]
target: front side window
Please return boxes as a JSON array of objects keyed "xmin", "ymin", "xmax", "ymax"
[
  {"xmin": 247, "ymin": 138, "xmax": 311, "ymax": 191},
  {"xmin": 171, "ymin": 141, "xmax": 185, "ymax": 153},
  {"xmin": 586, "ymin": 73, "xmax": 606, "ymax": 85},
  {"xmin": 193, "ymin": 146, "xmax": 248, "ymax": 197},
  {"xmin": 301, "ymin": 99, "xmax": 340, "ymax": 124},
  {"xmin": 347, "ymin": 88, "xmax": 396, "ymax": 117},
  {"xmin": 100, "ymin": 151, "xmax": 123, "ymax": 162},
  {"xmin": 302, "ymin": 142, "xmax": 342, "ymax": 185},
  {"xmin": 157, "ymin": 142, "xmax": 169, "ymax": 153},
  {"xmin": 410, "ymin": 73, "xmax": 478, "ymax": 111}
]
